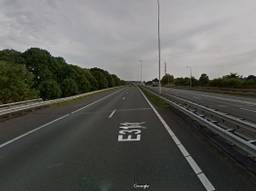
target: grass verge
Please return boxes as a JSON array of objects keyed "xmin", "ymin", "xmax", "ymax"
[
  {"xmin": 141, "ymin": 87, "xmax": 169, "ymax": 108},
  {"xmin": 52, "ymin": 87, "xmax": 123, "ymax": 107}
]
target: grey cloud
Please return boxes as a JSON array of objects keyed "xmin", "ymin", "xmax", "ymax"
[{"xmin": 0, "ymin": 0, "xmax": 256, "ymax": 81}]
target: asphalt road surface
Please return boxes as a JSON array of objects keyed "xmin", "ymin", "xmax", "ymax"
[
  {"xmin": 151, "ymin": 87, "xmax": 256, "ymax": 123},
  {"xmin": 0, "ymin": 87, "xmax": 255, "ymax": 191}
]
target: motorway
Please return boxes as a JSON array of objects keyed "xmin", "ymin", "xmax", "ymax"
[
  {"xmin": 0, "ymin": 86, "xmax": 255, "ymax": 190},
  {"xmin": 151, "ymin": 87, "xmax": 256, "ymax": 123}
]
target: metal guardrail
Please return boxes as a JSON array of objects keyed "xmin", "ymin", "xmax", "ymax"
[
  {"xmin": 0, "ymin": 87, "xmax": 121, "ymax": 119},
  {"xmin": 0, "ymin": 98, "xmax": 43, "ymax": 109},
  {"xmin": 162, "ymin": 91, "xmax": 256, "ymax": 131},
  {"xmin": 143, "ymin": 86, "xmax": 256, "ymax": 158}
]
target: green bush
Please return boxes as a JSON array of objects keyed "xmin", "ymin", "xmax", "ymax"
[
  {"xmin": 243, "ymin": 80, "xmax": 256, "ymax": 88},
  {"xmin": 111, "ymin": 74, "xmax": 121, "ymax": 86},
  {"xmin": 209, "ymin": 78, "xmax": 222, "ymax": 87},
  {"xmin": 174, "ymin": 77, "xmax": 190, "ymax": 86},
  {"xmin": 90, "ymin": 68, "xmax": 109, "ymax": 89},
  {"xmin": 221, "ymin": 78, "xmax": 242, "ymax": 88},
  {"xmin": 39, "ymin": 80, "xmax": 62, "ymax": 100},
  {"xmin": 199, "ymin": 73, "xmax": 209, "ymax": 86},
  {"xmin": 84, "ymin": 69, "xmax": 98, "ymax": 90},
  {"xmin": 161, "ymin": 74, "xmax": 174, "ymax": 86},
  {"xmin": 0, "ymin": 61, "xmax": 38, "ymax": 103},
  {"xmin": 62, "ymin": 78, "xmax": 79, "ymax": 97}
]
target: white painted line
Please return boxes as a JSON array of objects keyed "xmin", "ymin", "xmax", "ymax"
[
  {"xmin": 139, "ymin": 88, "xmax": 215, "ymax": 191},
  {"xmin": 177, "ymin": 144, "xmax": 190, "ymax": 157},
  {"xmin": 108, "ymin": 109, "xmax": 117, "ymax": 119},
  {"xmin": 0, "ymin": 89, "xmax": 123, "ymax": 150},
  {"xmin": 0, "ymin": 114, "xmax": 69, "ymax": 149},
  {"xmin": 171, "ymin": 134, "xmax": 181, "ymax": 145},
  {"xmin": 240, "ymin": 108, "xmax": 256, "ymax": 113},
  {"xmin": 185, "ymin": 156, "xmax": 202, "ymax": 174},
  {"xmin": 118, "ymin": 122, "xmax": 145, "ymax": 142},
  {"xmin": 198, "ymin": 173, "xmax": 216, "ymax": 191},
  {"xmin": 118, "ymin": 134, "xmax": 141, "ymax": 142}
]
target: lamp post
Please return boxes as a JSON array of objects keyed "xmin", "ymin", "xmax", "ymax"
[
  {"xmin": 139, "ymin": 60, "xmax": 143, "ymax": 84},
  {"xmin": 157, "ymin": 0, "xmax": 161, "ymax": 94},
  {"xmin": 186, "ymin": 66, "xmax": 192, "ymax": 88}
]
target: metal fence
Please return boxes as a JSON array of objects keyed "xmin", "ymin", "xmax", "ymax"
[
  {"xmin": 0, "ymin": 87, "xmax": 120, "ymax": 119},
  {"xmin": 144, "ymin": 86, "xmax": 256, "ymax": 158}
]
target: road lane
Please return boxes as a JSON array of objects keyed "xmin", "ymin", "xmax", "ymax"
[
  {"xmin": 139, "ymin": 88, "xmax": 214, "ymax": 191},
  {"xmin": 0, "ymin": 87, "xmax": 208, "ymax": 191},
  {"xmin": 0, "ymin": 86, "xmax": 255, "ymax": 190},
  {"xmin": 0, "ymin": 88, "xmax": 124, "ymax": 145},
  {"xmin": 97, "ymin": 87, "xmax": 208, "ymax": 190},
  {"xmin": 152, "ymin": 87, "xmax": 256, "ymax": 123}
]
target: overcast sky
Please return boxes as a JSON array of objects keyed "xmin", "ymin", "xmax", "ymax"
[{"xmin": 0, "ymin": 0, "xmax": 256, "ymax": 81}]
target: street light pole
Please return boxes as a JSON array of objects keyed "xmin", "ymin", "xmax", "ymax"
[
  {"xmin": 157, "ymin": 0, "xmax": 161, "ymax": 94},
  {"xmin": 186, "ymin": 66, "xmax": 192, "ymax": 88},
  {"xmin": 139, "ymin": 60, "xmax": 143, "ymax": 84},
  {"xmin": 164, "ymin": 61, "xmax": 167, "ymax": 75}
]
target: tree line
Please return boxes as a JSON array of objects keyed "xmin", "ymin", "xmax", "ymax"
[
  {"xmin": 0, "ymin": 48, "xmax": 125, "ymax": 104},
  {"xmin": 146, "ymin": 73, "xmax": 256, "ymax": 89}
]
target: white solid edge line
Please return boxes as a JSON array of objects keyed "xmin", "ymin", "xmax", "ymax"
[
  {"xmin": 185, "ymin": 156, "xmax": 202, "ymax": 174},
  {"xmin": 198, "ymin": 173, "xmax": 216, "ymax": 191},
  {"xmin": 240, "ymin": 108, "xmax": 256, "ymax": 113},
  {"xmin": 108, "ymin": 109, "xmax": 117, "ymax": 119},
  {"xmin": 138, "ymin": 87, "xmax": 215, "ymax": 191},
  {"xmin": 0, "ymin": 88, "xmax": 123, "ymax": 150},
  {"xmin": 0, "ymin": 114, "xmax": 69, "ymax": 149},
  {"xmin": 177, "ymin": 144, "xmax": 190, "ymax": 157}
]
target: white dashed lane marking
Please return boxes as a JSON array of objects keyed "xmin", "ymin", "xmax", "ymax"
[{"xmin": 108, "ymin": 109, "xmax": 117, "ymax": 119}]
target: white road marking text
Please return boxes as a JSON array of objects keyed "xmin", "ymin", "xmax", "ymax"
[{"xmin": 118, "ymin": 122, "xmax": 146, "ymax": 142}]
